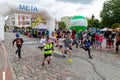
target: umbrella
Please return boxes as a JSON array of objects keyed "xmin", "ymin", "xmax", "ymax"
[{"xmin": 101, "ymin": 28, "xmax": 108, "ymax": 31}]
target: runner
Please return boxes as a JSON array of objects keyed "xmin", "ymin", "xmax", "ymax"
[
  {"xmin": 64, "ymin": 33, "xmax": 73, "ymax": 62},
  {"xmin": 12, "ymin": 33, "xmax": 24, "ymax": 58},
  {"xmin": 38, "ymin": 35, "xmax": 46, "ymax": 51},
  {"xmin": 78, "ymin": 30, "xmax": 83, "ymax": 45},
  {"xmin": 80, "ymin": 36, "xmax": 93, "ymax": 59},
  {"xmin": 41, "ymin": 38, "xmax": 53, "ymax": 66},
  {"xmin": 50, "ymin": 32, "xmax": 57, "ymax": 51},
  {"xmin": 58, "ymin": 34, "xmax": 65, "ymax": 57},
  {"xmin": 50, "ymin": 32, "xmax": 57, "ymax": 46}
]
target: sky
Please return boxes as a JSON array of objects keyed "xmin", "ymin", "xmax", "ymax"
[{"xmin": 0, "ymin": 0, "xmax": 106, "ymax": 20}]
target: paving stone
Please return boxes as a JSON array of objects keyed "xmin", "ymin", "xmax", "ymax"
[
  {"xmin": 18, "ymin": 76, "xmax": 25, "ymax": 80},
  {"xmin": 42, "ymin": 71, "xmax": 47, "ymax": 74},
  {"xmin": 66, "ymin": 77, "xmax": 72, "ymax": 80},
  {"xmin": 3, "ymin": 32, "xmax": 120, "ymax": 80}
]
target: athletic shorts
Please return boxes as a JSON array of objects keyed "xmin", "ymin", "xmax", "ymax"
[
  {"xmin": 59, "ymin": 45, "xmax": 63, "ymax": 48},
  {"xmin": 65, "ymin": 47, "xmax": 72, "ymax": 50},
  {"xmin": 79, "ymin": 37, "xmax": 83, "ymax": 40},
  {"xmin": 44, "ymin": 54, "xmax": 52, "ymax": 58}
]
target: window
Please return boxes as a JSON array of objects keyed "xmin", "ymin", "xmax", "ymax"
[
  {"xmin": 12, "ymin": 21, "xmax": 15, "ymax": 25},
  {"xmin": 22, "ymin": 16, "xmax": 25, "ymax": 20},
  {"xmin": 20, "ymin": 21, "xmax": 22, "ymax": 25},
  {"xmin": 11, "ymin": 15, "xmax": 15, "ymax": 19},
  {"xmin": 25, "ymin": 21, "xmax": 30, "ymax": 25},
  {"xmin": 18, "ymin": 16, "xmax": 20, "ymax": 20},
  {"xmin": 18, "ymin": 21, "xmax": 20, "ymax": 25}
]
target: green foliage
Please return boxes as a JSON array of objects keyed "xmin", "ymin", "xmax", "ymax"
[
  {"xmin": 100, "ymin": 0, "xmax": 120, "ymax": 27},
  {"xmin": 27, "ymin": 26, "xmax": 32, "ymax": 29},
  {"xmin": 58, "ymin": 21, "xmax": 66, "ymax": 29},
  {"xmin": 87, "ymin": 18, "xmax": 102, "ymax": 28},
  {"xmin": 14, "ymin": 26, "xmax": 18, "ymax": 29},
  {"xmin": 87, "ymin": 18, "xmax": 92, "ymax": 27},
  {"xmin": 111, "ymin": 23, "xmax": 120, "ymax": 29}
]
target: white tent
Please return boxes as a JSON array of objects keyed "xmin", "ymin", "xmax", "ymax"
[
  {"xmin": 34, "ymin": 23, "xmax": 46, "ymax": 29},
  {"xmin": 101, "ymin": 28, "xmax": 108, "ymax": 31}
]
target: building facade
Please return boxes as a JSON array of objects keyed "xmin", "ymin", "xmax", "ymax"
[
  {"xmin": 6, "ymin": 13, "xmax": 31, "ymax": 28},
  {"xmin": 31, "ymin": 15, "xmax": 42, "ymax": 27},
  {"xmin": 61, "ymin": 16, "xmax": 72, "ymax": 29}
]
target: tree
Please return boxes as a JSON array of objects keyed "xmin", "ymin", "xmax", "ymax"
[
  {"xmin": 93, "ymin": 19, "xmax": 100, "ymax": 28},
  {"xmin": 111, "ymin": 23, "xmax": 120, "ymax": 29},
  {"xmin": 100, "ymin": 0, "xmax": 120, "ymax": 27},
  {"xmin": 58, "ymin": 21, "xmax": 66, "ymax": 30},
  {"xmin": 87, "ymin": 18, "xmax": 92, "ymax": 28},
  {"xmin": 87, "ymin": 18, "xmax": 101, "ymax": 28}
]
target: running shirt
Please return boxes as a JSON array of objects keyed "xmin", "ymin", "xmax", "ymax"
[
  {"xmin": 50, "ymin": 36, "xmax": 56, "ymax": 43},
  {"xmin": 40, "ymin": 38, "xmax": 46, "ymax": 47},
  {"xmin": 64, "ymin": 38, "xmax": 72, "ymax": 48},
  {"xmin": 84, "ymin": 40, "xmax": 92, "ymax": 48},
  {"xmin": 58, "ymin": 38, "xmax": 65, "ymax": 46},
  {"xmin": 83, "ymin": 33, "xmax": 87, "ymax": 41},
  {"xmin": 13, "ymin": 38, "xmax": 24, "ymax": 46}
]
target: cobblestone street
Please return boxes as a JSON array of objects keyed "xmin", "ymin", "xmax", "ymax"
[{"xmin": 1, "ymin": 32, "xmax": 120, "ymax": 80}]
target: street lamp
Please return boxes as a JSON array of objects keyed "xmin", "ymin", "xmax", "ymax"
[
  {"xmin": 91, "ymin": 14, "xmax": 95, "ymax": 31},
  {"xmin": 91, "ymin": 14, "xmax": 95, "ymax": 26}
]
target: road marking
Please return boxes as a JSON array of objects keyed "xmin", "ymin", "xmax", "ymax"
[
  {"xmin": 2, "ymin": 71, "xmax": 5, "ymax": 80},
  {"xmin": 0, "ymin": 40, "xmax": 10, "ymax": 80}
]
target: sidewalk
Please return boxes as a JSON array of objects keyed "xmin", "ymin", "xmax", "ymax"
[{"xmin": 0, "ymin": 42, "xmax": 12, "ymax": 80}]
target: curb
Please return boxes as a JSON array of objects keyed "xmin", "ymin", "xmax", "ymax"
[{"xmin": 4, "ymin": 44, "xmax": 17, "ymax": 80}]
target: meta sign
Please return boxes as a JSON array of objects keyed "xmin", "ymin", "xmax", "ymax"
[{"xmin": 19, "ymin": 4, "xmax": 38, "ymax": 12}]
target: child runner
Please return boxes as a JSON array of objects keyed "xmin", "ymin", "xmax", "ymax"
[
  {"xmin": 50, "ymin": 32, "xmax": 57, "ymax": 48},
  {"xmin": 41, "ymin": 38, "xmax": 53, "ymax": 66},
  {"xmin": 78, "ymin": 30, "xmax": 83, "ymax": 45},
  {"xmin": 64, "ymin": 33, "xmax": 73, "ymax": 62},
  {"xmin": 80, "ymin": 36, "xmax": 93, "ymax": 59},
  {"xmin": 38, "ymin": 35, "xmax": 46, "ymax": 51},
  {"xmin": 58, "ymin": 34, "xmax": 65, "ymax": 57},
  {"xmin": 13, "ymin": 33, "xmax": 24, "ymax": 58}
]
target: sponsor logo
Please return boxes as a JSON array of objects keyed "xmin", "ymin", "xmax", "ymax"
[{"xmin": 19, "ymin": 4, "xmax": 38, "ymax": 12}]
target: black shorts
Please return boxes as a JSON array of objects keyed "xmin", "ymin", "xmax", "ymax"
[
  {"xmin": 59, "ymin": 45, "xmax": 63, "ymax": 48},
  {"xmin": 79, "ymin": 37, "xmax": 83, "ymax": 40},
  {"xmin": 44, "ymin": 54, "xmax": 52, "ymax": 58},
  {"xmin": 69, "ymin": 47, "xmax": 72, "ymax": 50}
]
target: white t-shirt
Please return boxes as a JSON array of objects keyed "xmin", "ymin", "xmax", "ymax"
[
  {"xmin": 83, "ymin": 33, "xmax": 87, "ymax": 41},
  {"xmin": 40, "ymin": 38, "xmax": 46, "ymax": 47},
  {"xmin": 58, "ymin": 38, "xmax": 65, "ymax": 46},
  {"xmin": 50, "ymin": 36, "xmax": 56, "ymax": 43}
]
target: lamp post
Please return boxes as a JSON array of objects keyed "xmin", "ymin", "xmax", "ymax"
[
  {"xmin": 91, "ymin": 14, "xmax": 95, "ymax": 27},
  {"xmin": 91, "ymin": 14, "xmax": 95, "ymax": 31}
]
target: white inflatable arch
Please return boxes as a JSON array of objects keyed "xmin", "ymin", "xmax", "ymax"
[{"xmin": 0, "ymin": 1, "xmax": 55, "ymax": 41}]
